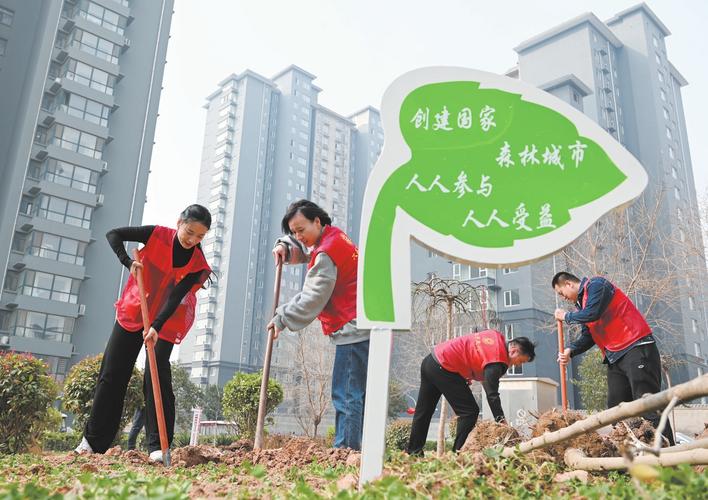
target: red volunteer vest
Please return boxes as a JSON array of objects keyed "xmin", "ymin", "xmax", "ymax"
[
  {"xmin": 581, "ymin": 277, "xmax": 651, "ymax": 356},
  {"xmin": 308, "ymin": 225, "xmax": 358, "ymax": 335},
  {"xmin": 434, "ymin": 330, "xmax": 509, "ymax": 382},
  {"xmin": 115, "ymin": 225, "xmax": 211, "ymax": 344}
]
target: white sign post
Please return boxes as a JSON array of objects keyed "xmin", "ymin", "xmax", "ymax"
[{"xmin": 189, "ymin": 407, "xmax": 202, "ymax": 446}]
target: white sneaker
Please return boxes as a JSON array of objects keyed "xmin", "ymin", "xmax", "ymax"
[
  {"xmin": 149, "ymin": 449, "xmax": 163, "ymax": 462},
  {"xmin": 74, "ymin": 436, "xmax": 93, "ymax": 454}
]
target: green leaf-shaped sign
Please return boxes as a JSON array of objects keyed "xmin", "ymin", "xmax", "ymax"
[{"xmin": 357, "ymin": 67, "xmax": 647, "ymax": 329}]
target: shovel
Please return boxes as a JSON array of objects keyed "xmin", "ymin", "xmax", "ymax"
[
  {"xmin": 557, "ymin": 319, "xmax": 568, "ymax": 411},
  {"xmin": 132, "ymin": 249, "xmax": 171, "ymax": 466},
  {"xmin": 254, "ymin": 257, "xmax": 283, "ymax": 450}
]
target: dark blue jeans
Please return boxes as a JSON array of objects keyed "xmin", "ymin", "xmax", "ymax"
[{"xmin": 331, "ymin": 339, "xmax": 369, "ymax": 450}]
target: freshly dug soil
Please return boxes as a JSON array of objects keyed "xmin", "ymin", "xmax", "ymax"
[
  {"xmin": 531, "ymin": 409, "xmax": 615, "ymax": 461},
  {"xmin": 460, "ymin": 420, "xmax": 522, "ymax": 453}
]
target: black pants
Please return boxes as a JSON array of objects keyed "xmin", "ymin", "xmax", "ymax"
[
  {"xmin": 607, "ymin": 342, "xmax": 674, "ymax": 446},
  {"xmin": 84, "ymin": 321, "xmax": 175, "ymax": 453},
  {"xmin": 406, "ymin": 354, "xmax": 480, "ymax": 455}
]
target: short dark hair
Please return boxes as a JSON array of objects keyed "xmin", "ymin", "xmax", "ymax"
[
  {"xmin": 281, "ymin": 199, "xmax": 332, "ymax": 234},
  {"xmin": 509, "ymin": 336, "xmax": 536, "ymax": 362},
  {"xmin": 551, "ymin": 271, "xmax": 580, "ymax": 289},
  {"xmin": 179, "ymin": 204, "xmax": 212, "ymax": 230}
]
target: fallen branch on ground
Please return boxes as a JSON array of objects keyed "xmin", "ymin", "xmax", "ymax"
[
  {"xmin": 564, "ymin": 448, "xmax": 708, "ymax": 471},
  {"xmin": 501, "ymin": 374, "xmax": 708, "ymax": 457}
]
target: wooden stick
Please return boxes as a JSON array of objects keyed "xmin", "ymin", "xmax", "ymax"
[
  {"xmin": 254, "ymin": 259, "xmax": 283, "ymax": 450},
  {"xmin": 132, "ymin": 249, "xmax": 170, "ymax": 466},
  {"xmin": 565, "ymin": 447, "xmax": 708, "ymax": 471},
  {"xmin": 501, "ymin": 374, "xmax": 708, "ymax": 458},
  {"xmin": 557, "ymin": 319, "xmax": 568, "ymax": 411}
]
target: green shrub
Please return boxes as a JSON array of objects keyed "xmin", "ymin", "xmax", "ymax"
[
  {"xmin": 42, "ymin": 430, "xmax": 81, "ymax": 451},
  {"xmin": 222, "ymin": 371, "xmax": 283, "ymax": 439},
  {"xmin": 63, "ymin": 354, "xmax": 143, "ymax": 437},
  {"xmin": 326, "ymin": 426, "xmax": 335, "ymax": 447},
  {"xmin": 385, "ymin": 419, "xmax": 412, "ymax": 451},
  {"xmin": 0, "ymin": 352, "xmax": 59, "ymax": 453}
]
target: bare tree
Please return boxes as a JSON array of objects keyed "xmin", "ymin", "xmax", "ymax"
[
  {"xmin": 281, "ymin": 323, "xmax": 334, "ymax": 438},
  {"xmin": 410, "ymin": 277, "xmax": 481, "ymax": 455}
]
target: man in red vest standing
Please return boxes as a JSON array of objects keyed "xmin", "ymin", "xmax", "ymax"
[
  {"xmin": 552, "ymin": 271, "xmax": 674, "ymax": 445},
  {"xmin": 405, "ymin": 330, "xmax": 535, "ymax": 455},
  {"xmin": 268, "ymin": 200, "xmax": 367, "ymax": 450}
]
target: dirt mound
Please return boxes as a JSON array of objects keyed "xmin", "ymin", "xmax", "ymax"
[
  {"xmin": 460, "ymin": 420, "xmax": 521, "ymax": 453},
  {"xmin": 607, "ymin": 417, "xmax": 656, "ymax": 450},
  {"xmin": 224, "ymin": 438, "xmax": 253, "ymax": 451},
  {"xmin": 172, "ymin": 445, "xmax": 223, "ymax": 467},
  {"xmin": 532, "ymin": 409, "xmax": 615, "ymax": 461},
  {"xmin": 247, "ymin": 437, "xmax": 354, "ymax": 473}
]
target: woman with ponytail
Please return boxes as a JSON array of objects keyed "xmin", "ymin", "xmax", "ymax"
[{"xmin": 75, "ymin": 205, "xmax": 212, "ymax": 462}]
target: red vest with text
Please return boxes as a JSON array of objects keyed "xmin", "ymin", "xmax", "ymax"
[
  {"xmin": 581, "ymin": 277, "xmax": 651, "ymax": 355},
  {"xmin": 308, "ymin": 225, "xmax": 358, "ymax": 335},
  {"xmin": 115, "ymin": 225, "xmax": 211, "ymax": 344},
  {"xmin": 434, "ymin": 330, "xmax": 509, "ymax": 382}
]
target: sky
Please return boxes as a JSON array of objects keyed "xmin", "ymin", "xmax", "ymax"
[{"xmin": 144, "ymin": 0, "xmax": 708, "ymax": 225}]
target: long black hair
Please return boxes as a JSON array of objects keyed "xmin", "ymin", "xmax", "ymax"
[{"xmin": 281, "ymin": 199, "xmax": 332, "ymax": 234}]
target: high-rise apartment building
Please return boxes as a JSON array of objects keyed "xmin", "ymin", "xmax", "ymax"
[
  {"xmin": 0, "ymin": 0, "xmax": 174, "ymax": 381},
  {"xmin": 178, "ymin": 66, "xmax": 383, "ymax": 386}
]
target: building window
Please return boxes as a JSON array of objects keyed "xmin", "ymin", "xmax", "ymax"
[
  {"xmin": 71, "ymin": 29, "xmax": 120, "ymax": 64},
  {"xmin": 695, "ymin": 343, "xmax": 702, "ymax": 358},
  {"xmin": 504, "ymin": 289, "xmax": 520, "ymax": 307},
  {"xmin": 78, "ymin": 0, "xmax": 128, "ymax": 35},
  {"xmin": 655, "ymin": 52, "xmax": 661, "ymax": 65},
  {"xmin": 60, "ymin": 93, "xmax": 110, "ymax": 127},
  {"xmin": 660, "ymin": 88, "xmax": 667, "ymax": 102},
  {"xmin": 0, "ymin": 6, "xmax": 13, "ymax": 26},
  {"xmin": 478, "ymin": 268, "xmax": 488, "ymax": 278},
  {"xmin": 666, "ymin": 127, "xmax": 672, "ymax": 140},
  {"xmin": 20, "ymin": 270, "xmax": 80, "ymax": 304},
  {"xmin": 689, "ymin": 296, "xmax": 695, "ymax": 310},
  {"xmin": 38, "ymin": 158, "xmax": 99, "ymax": 193},
  {"xmin": 671, "ymin": 166, "xmax": 678, "ymax": 179},
  {"xmin": 51, "ymin": 124, "xmax": 104, "ymax": 159},
  {"xmin": 692, "ymin": 319, "xmax": 698, "ymax": 334},
  {"xmin": 663, "ymin": 107, "xmax": 670, "ymax": 120},
  {"xmin": 502, "ymin": 267, "xmax": 517, "ymax": 275},
  {"xmin": 11, "ymin": 310, "xmax": 74, "ymax": 343},
  {"xmin": 674, "ymin": 186, "xmax": 680, "ymax": 200},
  {"xmin": 37, "ymin": 195, "xmax": 93, "ymax": 229},
  {"xmin": 504, "ymin": 323, "xmax": 515, "ymax": 340},
  {"xmin": 64, "ymin": 59, "xmax": 115, "ymax": 95},
  {"xmin": 652, "ymin": 34, "xmax": 659, "ymax": 48},
  {"xmin": 28, "ymin": 231, "xmax": 87, "ymax": 265},
  {"xmin": 657, "ymin": 70, "xmax": 664, "ymax": 83},
  {"xmin": 668, "ymin": 146, "xmax": 675, "ymax": 159},
  {"xmin": 0, "ymin": 37, "xmax": 7, "ymax": 57}
]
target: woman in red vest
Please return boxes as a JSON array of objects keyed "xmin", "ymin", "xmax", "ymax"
[
  {"xmin": 75, "ymin": 205, "xmax": 213, "ymax": 461},
  {"xmin": 268, "ymin": 200, "xmax": 367, "ymax": 450},
  {"xmin": 406, "ymin": 330, "xmax": 535, "ymax": 455},
  {"xmin": 552, "ymin": 271, "xmax": 674, "ymax": 446}
]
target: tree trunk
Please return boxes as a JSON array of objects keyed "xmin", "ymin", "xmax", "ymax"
[
  {"xmin": 502, "ymin": 374, "xmax": 708, "ymax": 458},
  {"xmin": 436, "ymin": 300, "xmax": 454, "ymax": 455},
  {"xmin": 565, "ymin": 448, "xmax": 708, "ymax": 471}
]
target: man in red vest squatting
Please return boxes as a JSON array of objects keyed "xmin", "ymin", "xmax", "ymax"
[
  {"xmin": 552, "ymin": 271, "xmax": 674, "ymax": 445},
  {"xmin": 268, "ymin": 200, "xmax": 367, "ymax": 450},
  {"xmin": 406, "ymin": 329, "xmax": 536, "ymax": 455}
]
